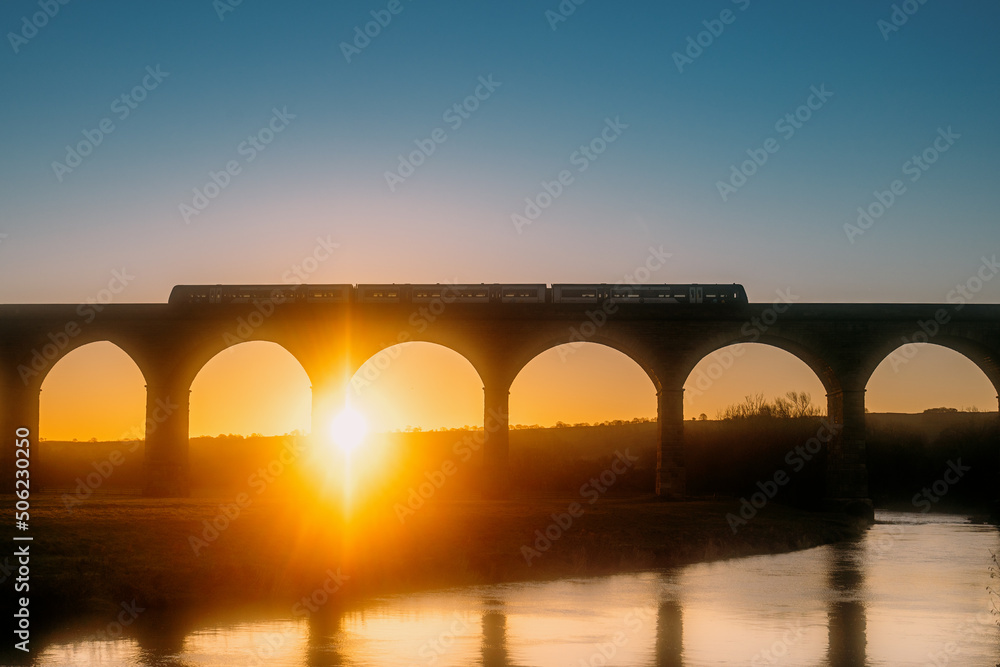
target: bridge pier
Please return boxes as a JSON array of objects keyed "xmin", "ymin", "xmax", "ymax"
[
  {"xmin": 656, "ymin": 388, "xmax": 685, "ymax": 499},
  {"xmin": 482, "ymin": 383, "xmax": 510, "ymax": 499},
  {"xmin": 993, "ymin": 396, "xmax": 1000, "ymax": 523},
  {"xmin": 825, "ymin": 388, "xmax": 873, "ymax": 519},
  {"xmin": 143, "ymin": 382, "xmax": 190, "ymax": 497},
  {"xmin": 0, "ymin": 375, "xmax": 40, "ymax": 494}
]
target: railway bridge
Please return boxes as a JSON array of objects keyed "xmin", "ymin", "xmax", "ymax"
[{"xmin": 2, "ymin": 289, "xmax": 999, "ymax": 515}]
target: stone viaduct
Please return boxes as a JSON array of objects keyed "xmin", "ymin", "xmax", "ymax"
[{"xmin": 2, "ymin": 294, "xmax": 998, "ymax": 515}]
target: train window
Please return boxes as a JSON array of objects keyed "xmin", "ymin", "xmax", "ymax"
[
  {"xmin": 560, "ymin": 288, "xmax": 599, "ymax": 298},
  {"xmin": 641, "ymin": 289, "xmax": 670, "ymax": 299}
]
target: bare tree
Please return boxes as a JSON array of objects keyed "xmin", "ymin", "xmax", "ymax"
[{"xmin": 717, "ymin": 391, "xmax": 821, "ymax": 420}]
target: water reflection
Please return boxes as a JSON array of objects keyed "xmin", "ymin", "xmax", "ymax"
[
  {"xmin": 30, "ymin": 512, "xmax": 1000, "ymax": 666},
  {"xmin": 305, "ymin": 609, "xmax": 346, "ymax": 666},
  {"xmin": 481, "ymin": 598, "xmax": 513, "ymax": 667},
  {"xmin": 132, "ymin": 612, "xmax": 188, "ymax": 664},
  {"xmin": 825, "ymin": 539, "xmax": 867, "ymax": 666},
  {"xmin": 652, "ymin": 600, "xmax": 683, "ymax": 667}
]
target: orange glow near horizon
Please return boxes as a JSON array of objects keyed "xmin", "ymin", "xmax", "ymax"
[
  {"xmin": 510, "ymin": 344, "xmax": 657, "ymax": 426},
  {"xmin": 683, "ymin": 344, "xmax": 827, "ymax": 419},
  {"xmin": 348, "ymin": 342, "xmax": 484, "ymax": 433},
  {"xmin": 189, "ymin": 341, "xmax": 312, "ymax": 437},
  {"xmin": 36, "ymin": 339, "xmax": 999, "ymax": 442},
  {"xmin": 39, "ymin": 342, "xmax": 146, "ymax": 442},
  {"xmin": 866, "ymin": 344, "xmax": 998, "ymax": 413}
]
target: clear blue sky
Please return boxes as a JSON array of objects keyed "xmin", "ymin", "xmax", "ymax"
[{"xmin": 2, "ymin": 0, "xmax": 998, "ymax": 304}]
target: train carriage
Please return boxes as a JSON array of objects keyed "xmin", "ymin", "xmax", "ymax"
[{"xmin": 169, "ymin": 283, "xmax": 748, "ymax": 305}]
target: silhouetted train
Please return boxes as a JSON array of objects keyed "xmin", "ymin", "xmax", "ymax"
[{"xmin": 168, "ymin": 284, "xmax": 748, "ymax": 305}]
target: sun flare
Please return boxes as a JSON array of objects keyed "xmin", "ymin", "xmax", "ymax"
[{"xmin": 329, "ymin": 405, "xmax": 368, "ymax": 454}]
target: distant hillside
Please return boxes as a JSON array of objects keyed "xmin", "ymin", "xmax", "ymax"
[{"xmin": 867, "ymin": 411, "xmax": 998, "ymax": 443}]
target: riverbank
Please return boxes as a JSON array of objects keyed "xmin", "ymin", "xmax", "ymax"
[{"xmin": 11, "ymin": 493, "xmax": 869, "ymax": 629}]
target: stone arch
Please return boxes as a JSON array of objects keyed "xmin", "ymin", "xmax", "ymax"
[
  {"xmin": 346, "ymin": 337, "xmax": 488, "ymax": 392},
  {"xmin": 38, "ymin": 340, "xmax": 148, "ymax": 441},
  {"xmin": 859, "ymin": 335, "xmax": 1000, "ymax": 399},
  {"xmin": 678, "ymin": 333, "xmax": 841, "ymax": 398},
  {"xmin": 188, "ymin": 340, "xmax": 312, "ymax": 436},
  {"xmin": 346, "ymin": 340, "xmax": 487, "ymax": 432},
  {"xmin": 182, "ymin": 334, "xmax": 316, "ymax": 395},
  {"xmin": 25, "ymin": 333, "xmax": 151, "ymax": 393},
  {"xmin": 507, "ymin": 333, "xmax": 663, "ymax": 396}
]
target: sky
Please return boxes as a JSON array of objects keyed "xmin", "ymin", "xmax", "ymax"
[{"xmin": 2, "ymin": 1, "xmax": 999, "ymax": 438}]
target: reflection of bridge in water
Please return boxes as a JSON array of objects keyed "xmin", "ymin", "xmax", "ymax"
[
  {"xmin": 2, "ymin": 294, "xmax": 999, "ymax": 509},
  {"xmin": 92, "ymin": 550, "xmax": 870, "ymax": 665}
]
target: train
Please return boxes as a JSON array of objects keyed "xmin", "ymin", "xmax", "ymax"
[{"xmin": 168, "ymin": 283, "xmax": 748, "ymax": 305}]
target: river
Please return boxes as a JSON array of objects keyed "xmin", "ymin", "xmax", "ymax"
[{"xmin": 34, "ymin": 511, "xmax": 1000, "ymax": 666}]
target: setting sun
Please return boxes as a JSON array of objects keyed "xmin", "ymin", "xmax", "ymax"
[{"xmin": 329, "ymin": 404, "xmax": 368, "ymax": 454}]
